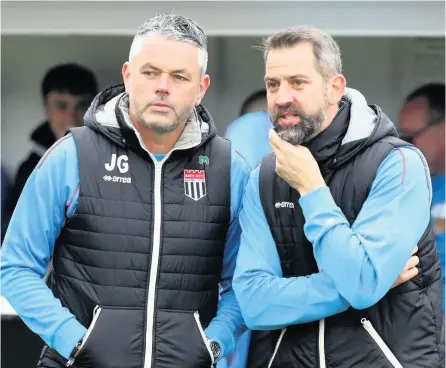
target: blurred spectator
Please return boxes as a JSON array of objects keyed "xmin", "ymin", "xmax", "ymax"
[
  {"xmin": 1, "ymin": 166, "xmax": 11, "ymax": 241},
  {"xmin": 225, "ymin": 111, "xmax": 273, "ymax": 169},
  {"xmin": 398, "ymin": 82, "xmax": 445, "ymax": 307},
  {"xmin": 239, "ymin": 89, "xmax": 268, "ymax": 116},
  {"xmin": 7, "ymin": 63, "xmax": 98, "ymax": 214},
  {"xmin": 226, "ymin": 89, "xmax": 272, "ymax": 169}
]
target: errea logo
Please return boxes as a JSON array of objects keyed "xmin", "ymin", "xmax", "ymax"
[
  {"xmin": 103, "ymin": 174, "xmax": 132, "ymax": 184},
  {"xmin": 275, "ymin": 201, "xmax": 295, "ymax": 209},
  {"xmin": 104, "ymin": 154, "xmax": 132, "ymax": 184}
]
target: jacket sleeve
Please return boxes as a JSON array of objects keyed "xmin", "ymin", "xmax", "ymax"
[
  {"xmin": 233, "ymin": 166, "xmax": 350, "ymax": 330},
  {"xmin": 301, "ymin": 147, "xmax": 432, "ymax": 309},
  {"xmin": 1, "ymin": 134, "xmax": 86, "ymax": 360},
  {"xmin": 204, "ymin": 149, "xmax": 251, "ymax": 359}
]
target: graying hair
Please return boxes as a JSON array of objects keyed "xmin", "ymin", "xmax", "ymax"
[
  {"xmin": 262, "ymin": 25, "xmax": 342, "ymax": 80},
  {"xmin": 129, "ymin": 13, "xmax": 208, "ymax": 77}
]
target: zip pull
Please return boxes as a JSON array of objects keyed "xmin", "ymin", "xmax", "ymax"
[
  {"xmin": 361, "ymin": 318, "xmax": 403, "ymax": 368},
  {"xmin": 93, "ymin": 305, "xmax": 101, "ymax": 316}
]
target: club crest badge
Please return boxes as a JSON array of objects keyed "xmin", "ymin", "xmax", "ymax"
[{"xmin": 184, "ymin": 169, "xmax": 207, "ymax": 201}]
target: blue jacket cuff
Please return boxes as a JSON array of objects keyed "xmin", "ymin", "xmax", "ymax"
[
  {"xmin": 52, "ymin": 318, "xmax": 87, "ymax": 360},
  {"xmin": 205, "ymin": 322, "xmax": 235, "ymax": 360}
]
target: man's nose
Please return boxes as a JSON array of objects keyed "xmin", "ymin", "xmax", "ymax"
[
  {"xmin": 275, "ymin": 83, "xmax": 294, "ymax": 106},
  {"xmin": 155, "ymin": 74, "xmax": 170, "ymax": 96}
]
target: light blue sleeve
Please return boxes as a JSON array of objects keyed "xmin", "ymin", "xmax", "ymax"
[
  {"xmin": 301, "ymin": 147, "xmax": 431, "ymax": 310},
  {"xmin": 205, "ymin": 148, "xmax": 251, "ymax": 359},
  {"xmin": 0, "ymin": 134, "xmax": 85, "ymax": 360},
  {"xmin": 233, "ymin": 166, "xmax": 350, "ymax": 330}
]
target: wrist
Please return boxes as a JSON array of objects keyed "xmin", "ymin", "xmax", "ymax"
[
  {"xmin": 298, "ymin": 181, "xmax": 326, "ymax": 197},
  {"xmin": 66, "ymin": 338, "xmax": 83, "ymax": 367},
  {"xmin": 52, "ymin": 318, "xmax": 87, "ymax": 361},
  {"xmin": 206, "ymin": 337, "xmax": 222, "ymax": 361}
]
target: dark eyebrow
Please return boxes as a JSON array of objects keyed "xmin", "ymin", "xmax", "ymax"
[
  {"xmin": 140, "ymin": 62, "xmax": 160, "ymax": 72},
  {"xmin": 287, "ymin": 74, "xmax": 310, "ymax": 80},
  {"xmin": 264, "ymin": 74, "xmax": 310, "ymax": 83},
  {"xmin": 170, "ymin": 68, "xmax": 188, "ymax": 75},
  {"xmin": 140, "ymin": 63, "xmax": 190, "ymax": 76},
  {"xmin": 264, "ymin": 76, "xmax": 278, "ymax": 83}
]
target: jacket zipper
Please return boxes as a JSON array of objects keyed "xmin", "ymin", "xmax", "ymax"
[
  {"xmin": 141, "ymin": 124, "xmax": 203, "ymax": 367},
  {"xmin": 194, "ymin": 311, "xmax": 215, "ymax": 367},
  {"xmin": 319, "ymin": 319, "xmax": 326, "ymax": 368},
  {"xmin": 143, "ymin": 161, "xmax": 165, "ymax": 368},
  {"xmin": 66, "ymin": 305, "xmax": 102, "ymax": 367},
  {"xmin": 267, "ymin": 328, "xmax": 287, "ymax": 368},
  {"xmin": 361, "ymin": 318, "xmax": 403, "ymax": 368}
]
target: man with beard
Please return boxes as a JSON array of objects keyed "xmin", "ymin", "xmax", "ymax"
[
  {"xmin": 1, "ymin": 14, "xmax": 249, "ymax": 368},
  {"xmin": 233, "ymin": 26, "xmax": 444, "ymax": 367}
]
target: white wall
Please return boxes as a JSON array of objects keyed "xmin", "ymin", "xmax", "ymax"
[
  {"xmin": 1, "ymin": 35, "xmax": 444, "ymax": 177},
  {"xmin": 3, "ymin": 1, "xmax": 444, "ymax": 37}
]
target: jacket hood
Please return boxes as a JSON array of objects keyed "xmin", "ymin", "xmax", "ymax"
[{"xmin": 333, "ymin": 87, "xmax": 399, "ymax": 166}]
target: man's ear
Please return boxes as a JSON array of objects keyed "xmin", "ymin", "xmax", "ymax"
[
  {"xmin": 195, "ymin": 74, "xmax": 210, "ymax": 106},
  {"xmin": 122, "ymin": 62, "xmax": 131, "ymax": 94},
  {"xmin": 327, "ymin": 74, "xmax": 346, "ymax": 106}
]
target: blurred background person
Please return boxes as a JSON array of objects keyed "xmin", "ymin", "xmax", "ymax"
[
  {"xmin": 398, "ymin": 82, "xmax": 445, "ymax": 307},
  {"xmin": 239, "ymin": 89, "xmax": 268, "ymax": 116},
  {"xmin": 6, "ymin": 63, "xmax": 98, "ymax": 216},
  {"xmin": 225, "ymin": 89, "xmax": 272, "ymax": 169}
]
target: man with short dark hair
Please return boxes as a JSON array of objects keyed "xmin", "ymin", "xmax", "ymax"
[
  {"xmin": 225, "ymin": 89, "xmax": 271, "ymax": 170},
  {"xmin": 8, "ymin": 63, "xmax": 98, "ymax": 213},
  {"xmin": 234, "ymin": 25, "xmax": 444, "ymax": 367}
]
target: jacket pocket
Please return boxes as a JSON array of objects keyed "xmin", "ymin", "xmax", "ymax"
[
  {"xmin": 72, "ymin": 305, "xmax": 144, "ymax": 368},
  {"xmin": 154, "ymin": 309, "xmax": 213, "ymax": 368},
  {"xmin": 361, "ymin": 318, "xmax": 403, "ymax": 368}
]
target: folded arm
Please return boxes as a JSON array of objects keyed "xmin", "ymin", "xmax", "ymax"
[
  {"xmin": 233, "ymin": 167, "xmax": 350, "ymax": 330},
  {"xmin": 301, "ymin": 147, "xmax": 431, "ymax": 309}
]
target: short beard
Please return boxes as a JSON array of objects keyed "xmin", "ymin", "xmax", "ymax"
[
  {"xmin": 271, "ymin": 94, "xmax": 328, "ymax": 146},
  {"xmin": 138, "ymin": 114, "xmax": 183, "ymax": 134},
  {"xmin": 132, "ymin": 98, "xmax": 191, "ymax": 134}
]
